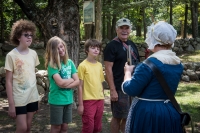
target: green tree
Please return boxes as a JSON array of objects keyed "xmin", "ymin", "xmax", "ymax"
[{"xmin": 0, "ymin": 0, "xmax": 24, "ymax": 42}]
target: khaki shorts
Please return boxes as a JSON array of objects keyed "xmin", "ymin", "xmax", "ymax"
[
  {"xmin": 111, "ymin": 90, "xmax": 131, "ymax": 118},
  {"xmin": 50, "ymin": 104, "xmax": 72, "ymax": 125}
]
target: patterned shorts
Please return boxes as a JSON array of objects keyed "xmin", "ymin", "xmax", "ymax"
[{"xmin": 111, "ymin": 90, "xmax": 131, "ymax": 118}]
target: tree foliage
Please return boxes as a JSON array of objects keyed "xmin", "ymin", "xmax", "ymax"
[{"xmin": 0, "ymin": 0, "xmax": 200, "ymax": 44}]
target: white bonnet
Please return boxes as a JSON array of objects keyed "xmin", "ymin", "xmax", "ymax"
[{"xmin": 145, "ymin": 21, "xmax": 177, "ymax": 50}]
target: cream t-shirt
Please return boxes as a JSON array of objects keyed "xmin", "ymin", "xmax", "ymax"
[{"xmin": 5, "ymin": 48, "xmax": 40, "ymax": 107}]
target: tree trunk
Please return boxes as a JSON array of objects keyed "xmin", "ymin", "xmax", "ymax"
[
  {"xmin": 142, "ymin": 7, "xmax": 146, "ymax": 39},
  {"xmin": 95, "ymin": 0, "xmax": 102, "ymax": 42},
  {"xmin": 169, "ymin": 0, "xmax": 173, "ymax": 25},
  {"xmin": 106, "ymin": 16, "xmax": 111, "ymax": 40},
  {"xmin": 181, "ymin": 21, "xmax": 184, "ymax": 38},
  {"xmin": 14, "ymin": 0, "xmax": 80, "ymax": 66},
  {"xmin": 111, "ymin": 15, "xmax": 117, "ymax": 39},
  {"xmin": 102, "ymin": 0, "xmax": 106, "ymax": 40},
  {"xmin": 136, "ymin": 8, "xmax": 142, "ymax": 37},
  {"xmin": 190, "ymin": 1, "xmax": 199, "ymax": 38},
  {"xmin": 94, "ymin": 0, "xmax": 103, "ymax": 63},
  {"xmin": 12, "ymin": 3, "xmax": 17, "ymax": 28},
  {"xmin": 183, "ymin": 3, "xmax": 188, "ymax": 38},
  {"xmin": 84, "ymin": 24, "xmax": 94, "ymax": 40},
  {"xmin": 106, "ymin": 0, "xmax": 111, "ymax": 40},
  {"xmin": 0, "ymin": 0, "xmax": 3, "ymax": 42}
]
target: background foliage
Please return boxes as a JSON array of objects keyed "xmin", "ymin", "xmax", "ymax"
[{"xmin": 0, "ymin": 0, "xmax": 199, "ymax": 43}]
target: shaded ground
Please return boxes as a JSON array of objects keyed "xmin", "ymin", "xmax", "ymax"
[
  {"xmin": 0, "ymin": 90, "xmax": 199, "ymax": 133},
  {"xmin": 0, "ymin": 91, "xmax": 111, "ymax": 133}
]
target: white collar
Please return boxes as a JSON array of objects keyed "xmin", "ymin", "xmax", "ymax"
[{"xmin": 148, "ymin": 50, "xmax": 180, "ymax": 65}]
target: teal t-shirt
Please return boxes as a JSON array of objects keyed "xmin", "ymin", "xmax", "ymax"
[{"xmin": 47, "ymin": 59, "xmax": 77, "ymax": 105}]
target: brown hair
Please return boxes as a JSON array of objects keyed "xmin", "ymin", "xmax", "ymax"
[
  {"xmin": 84, "ymin": 39, "xmax": 102, "ymax": 55},
  {"xmin": 44, "ymin": 36, "xmax": 69, "ymax": 70},
  {"xmin": 155, "ymin": 44, "xmax": 172, "ymax": 49},
  {"xmin": 10, "ymin": 19, "xmax": 36, "ymax": 45}
]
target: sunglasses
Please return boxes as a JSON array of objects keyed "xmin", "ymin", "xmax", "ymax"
[{"xmin": 22, "ymin": 34, "xmax": 33, "ymax": 38}]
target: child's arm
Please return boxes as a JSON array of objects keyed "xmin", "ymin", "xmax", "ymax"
[
  {"xmin": 102, "ymin": 82, "xmax": 105, "ymax": 96},
  {"xmin": 5, "ymin": 70, "xmax": 16, "ymax": 118},
  {"xmin": 53, "ymin": 73, "xmax": 74, "ymax": 88},
  {"xmin": 77, "ymin": 79, "xmax": 84, "ymax": 115},
  {"xmin": 65, "ymin": 73, "xmax": 79, "ymax": 88}
]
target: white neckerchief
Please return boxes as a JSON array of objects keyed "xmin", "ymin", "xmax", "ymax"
[{"xmin": 148, "ymin": 50, "xmax": 180, "ymax": 65}]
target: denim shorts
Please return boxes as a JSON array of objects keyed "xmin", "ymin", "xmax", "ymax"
[
  {"xmin": 50, "ymin": 104, "xmax": 72, "ymax": 125},
  {"xmin": 111, "ymin": 90, "xmax": 131, "ymax": 118},
  {"xmin": 16, "ymin": 101, "xmax": 38, "ymax": 115}
]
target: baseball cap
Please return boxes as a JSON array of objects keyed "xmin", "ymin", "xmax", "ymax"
[{"xmin": 116, "ymin": 18, "xmax": 132, "ymax": 27}]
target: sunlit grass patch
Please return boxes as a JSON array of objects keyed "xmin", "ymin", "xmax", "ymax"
[
  {"xmin": 179, "ymin": 50, "xmax": 200, "ymax": 63},
  {"xmin": 176, "ymin": 81, "xmax": 200, "ymax": 132}
]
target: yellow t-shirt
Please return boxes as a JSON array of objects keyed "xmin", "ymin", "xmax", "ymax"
[
  {"xmin": 4, "ymin": 48, "xmax": 40, "ymax": 107},
  {"xmin": 78, "ymin": 59, "xmax": 104, "ymax": 100}
]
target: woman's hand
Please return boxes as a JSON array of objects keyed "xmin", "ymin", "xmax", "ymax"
[
  {"xmin": 124, "ymin": 62, "xmax": 135, "ymax": 81},
  {"xmin": 124, "ymin": 62, "xmax": 135, "ymax": 74}
]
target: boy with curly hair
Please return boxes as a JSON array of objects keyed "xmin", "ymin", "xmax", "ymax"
[{"xmin": 5, "ymin": 19, "xmax": 40, "ymax": 133}]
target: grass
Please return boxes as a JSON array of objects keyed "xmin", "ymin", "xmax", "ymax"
[
  {"xmin": 102, "ymin": 82, "xmax": 200, "ymax": 133},
  {"xmin": 179, "ymin": 50, "xmax": 200, "ymax": 63},
  {"xmin": 176, "ymin": 81, "xmax": 200, "ymax": 133},
  {"xmin": 103, "ymin": 82, "xmax": 200, "ymax": 132}
]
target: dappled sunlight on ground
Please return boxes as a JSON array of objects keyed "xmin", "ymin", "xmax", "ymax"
[{"xmin": 0, "ymin": 90, "xmax": 111, "ymax": 133}]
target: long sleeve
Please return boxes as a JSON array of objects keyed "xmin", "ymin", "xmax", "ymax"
[{"xmin": 122, "ymin": 63, "xmax": 153, "ymax": 97}]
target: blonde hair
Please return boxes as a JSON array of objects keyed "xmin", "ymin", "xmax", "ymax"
[{"xmin": 44, "ymin": 36, "xmax": 69, "ymax": 70}]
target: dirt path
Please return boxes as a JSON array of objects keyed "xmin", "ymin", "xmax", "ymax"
[{"xmin": 0, "ymin": 92, "xmax": 111, "ymax": 133}]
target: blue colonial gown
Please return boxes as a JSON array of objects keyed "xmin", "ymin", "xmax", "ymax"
[{"xmin": 122, "ymin": 57, "xmax": 184, "ymax": 133}]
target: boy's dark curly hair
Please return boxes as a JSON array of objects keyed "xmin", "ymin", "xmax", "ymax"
[{"xmin": 10, "ymin": 19, "xmax": 36, "ymax": 45}]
